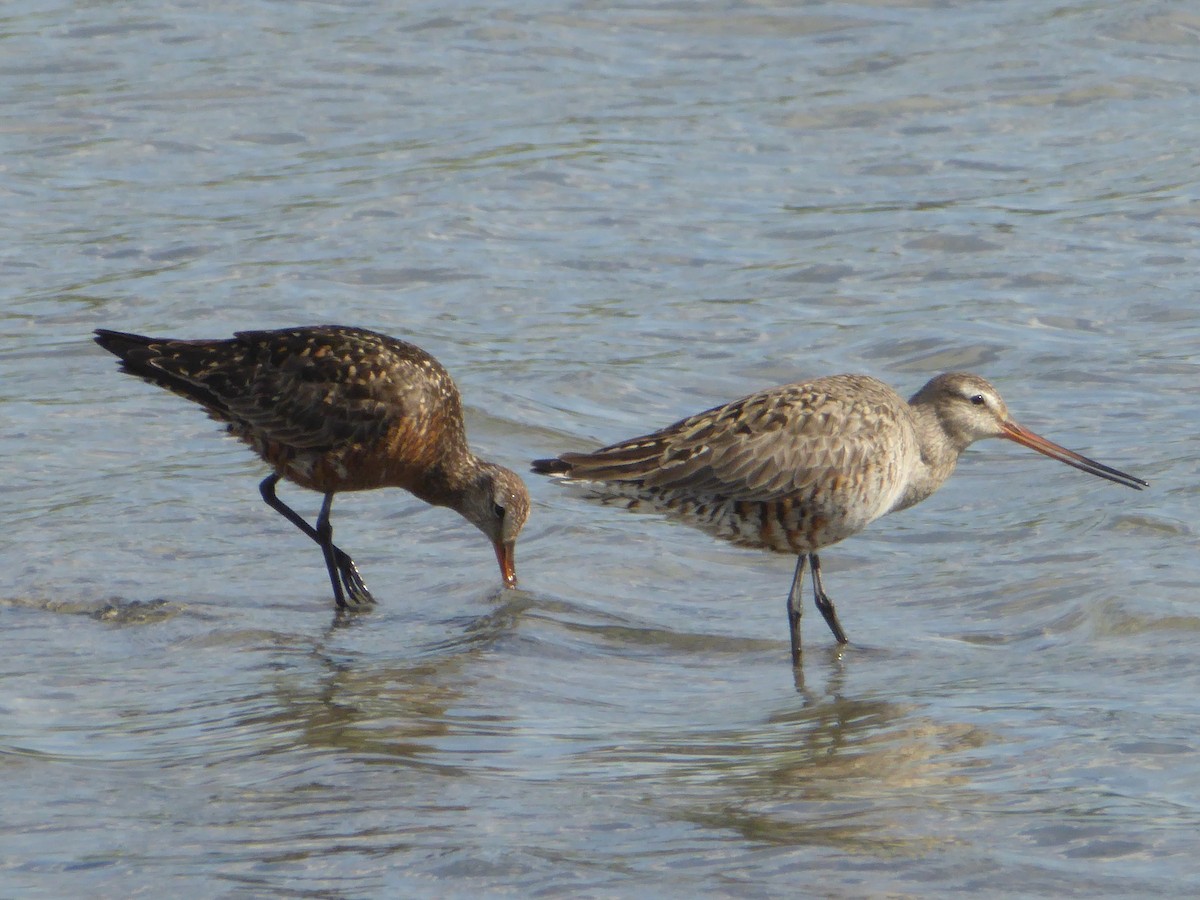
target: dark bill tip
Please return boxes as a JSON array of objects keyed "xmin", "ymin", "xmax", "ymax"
[{"xmin": 1001, "ymin": 421, "xmax": 1148, "ymax": 490}]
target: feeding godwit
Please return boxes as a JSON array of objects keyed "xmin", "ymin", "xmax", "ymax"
[
  {"xmin": 95, "ymin": 326, "xmax": 530, "ymax": 608},
  {"xmin": 532, "ymin": 372, "xmax": 1146, "ymax": 662}
]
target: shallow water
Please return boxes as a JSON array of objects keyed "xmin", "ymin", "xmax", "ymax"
[{"xmin": 3, "ymin": 1, "xmax": 1199, "ymax": 896}]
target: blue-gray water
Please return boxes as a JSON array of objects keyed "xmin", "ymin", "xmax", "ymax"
[{"xmin": 3, "ymin": 2, "xmax": 1198, "ymax": 896}]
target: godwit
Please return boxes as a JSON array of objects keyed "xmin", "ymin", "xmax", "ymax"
[
  {"xmin": 95, "ymin": 326, "xmax": 530, "ymax": 608},
  {"xmin": 532, "ymin": 372, "xmax": 1146, "ymax": 662}
]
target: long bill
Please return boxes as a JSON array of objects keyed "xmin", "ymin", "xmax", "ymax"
[
  {"xmin": 1000, "ymin": 421, "xmax": 1148, "ymax": 490},
  {"xmin": 494, "ymin": 540, "xmax": 518, "ymax": 588}
]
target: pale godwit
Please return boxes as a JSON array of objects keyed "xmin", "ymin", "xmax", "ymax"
[
  {"xmin": 532, "ymin": 372, "xmax": 1146, "ymax": 662},
  {"xmin": 95, "ymin": 326, "xmax": 530, "ymax": 608}
]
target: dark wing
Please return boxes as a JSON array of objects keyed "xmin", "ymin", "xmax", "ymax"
[
  {"xmin": 95, "ymin": 328, "xmax": 238, "ymax": 417},
  {"xmin": 97, "ymin": 326, "xmax": 458, "ymax": 451},
  {"xmin": 225, "ymin": 327, "xmax": 458, "ymax": 450},
  {"xmin": 539, "ymin": 375, "xmax": 911, "ymax": 503}
]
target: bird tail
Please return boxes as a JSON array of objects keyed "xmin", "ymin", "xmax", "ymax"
[
  {"xmin": 93, "ymin": 329, "xmax": 228, "ymax": 414},
  {"xmin": 531, "ymin": 457, "xmax": 572, "ymax": 475},
  {"xmin": 531, "ymin": 441, "xmax": 666, "ymax": 482}
]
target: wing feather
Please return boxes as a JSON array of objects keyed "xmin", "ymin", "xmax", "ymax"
[
  {"xmin": 121, "ymin": 326, "xmax": 456, "ymax": 452},
  {"xmin": 553, "ymin": 375, "xmax": 913, "ymax": 503}
]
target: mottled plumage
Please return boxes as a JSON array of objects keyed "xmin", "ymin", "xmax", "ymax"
[
  {"xmin": 95, "ymin": 325, "xmax": 530, "ymax": 608},
  {"xmin": 533, "ymin": 372, "xmax": 1146, "ymax": 662}
]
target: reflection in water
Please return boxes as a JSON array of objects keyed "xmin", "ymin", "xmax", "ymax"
[
  {"xmin": 576, "ymin": 656, "xmax": 995, "ymax": 856},
  {"xmin": 257, "ymin": 592, "xmax": 537, "ymax": 764},
  {"xmin": 267, "ymin": 654, "xmax": 467, "ymax": 766},
  {"xmin": 671, "ymin": 711, "xmax": 990, "ymax": 853},
  {"xmin": 196, "ymin": 593, "xmax": 996, "ymax": 870},
  {"xmin": 2, "ymin": 0, "xmax": 1195, "ymax": 893}
]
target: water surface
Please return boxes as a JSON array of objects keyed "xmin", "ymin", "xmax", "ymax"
[{"xmin": 2, "ymin": 1, "xmax": 1198, "ymax": 896}]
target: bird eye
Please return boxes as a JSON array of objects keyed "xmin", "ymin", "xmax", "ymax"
[{"xmin": 969, "ymin": 394, "xmax": 986, "ymax": 406}]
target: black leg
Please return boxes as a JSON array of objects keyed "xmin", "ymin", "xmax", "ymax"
[
  {"xmin": 258, "ymin": 475, "xmax": 375, "ymax": 607},
  {"xmin": 810, "ymin": 553, "xmax": 848, "ymax": 644},
  {"xmin": 786, "ymin": 554, "xmax": 807, "ymax": 666},
  {"xmin": 315, "ymin": 491, "xmax": 346, "ymax": 608}
]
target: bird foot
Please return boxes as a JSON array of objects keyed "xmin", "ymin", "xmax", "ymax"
[{"xmin": 334, "ymin": 549, "xmax": 376, "ymax": 607}]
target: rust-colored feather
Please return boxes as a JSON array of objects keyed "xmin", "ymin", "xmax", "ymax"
[{"xmin": 95, "ymin": 325, "xmax": 531, "ymax": 606}]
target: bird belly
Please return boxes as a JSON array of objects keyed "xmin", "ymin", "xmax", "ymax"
[
  {"xmin": 575, "ymin": 482, "xmax": 877, "ymax": 555},
  {"xmin": 228, "ymin": 415, "xmax": 458, "ymax": 496},
  {"xmin": 234, "ymin": 430, "xmax": 384, "ymax": 495}
]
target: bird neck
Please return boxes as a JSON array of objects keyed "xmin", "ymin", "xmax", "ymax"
[
  {"xmin": 411, "ymin": 451, "xmax": 486, "ymax": 512},
  {"xmin": 892, "ymin": 400, "xmax": 968, "ymax": 512}
]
